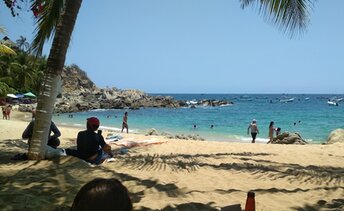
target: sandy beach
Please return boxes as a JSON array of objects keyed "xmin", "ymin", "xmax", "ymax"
[{"xmin": 1, "ymin": 111, "xmax": 344, "ymax": 210}]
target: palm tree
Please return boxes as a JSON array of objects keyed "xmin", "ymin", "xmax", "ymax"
[
  {"xmin": 240, "ymin": 0, "xmax": 313, "ymax": 36},
  {"xmin": 16, "ymin": 36, "xmax": 30, "ymax": 51},
  {"xmin": 28, "ymin": 0, "xmax": 83, "ymax": 160},
  {"xmin": 14, "ymin": 0, "xmax": 312, "ymax": 160}
]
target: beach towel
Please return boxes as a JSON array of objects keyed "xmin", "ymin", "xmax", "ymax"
[
  {"xmin": 111, "ymin": 138, "xmax": 166, "ymax": 148},
  {"xmin": 105, "ymin": 134, "xmax": 123, "ymax": 143}
]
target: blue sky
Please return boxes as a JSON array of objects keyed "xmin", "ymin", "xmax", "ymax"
[{"xmin": 1, "ymin": 1, "xmax": 343, "ymax": 94}]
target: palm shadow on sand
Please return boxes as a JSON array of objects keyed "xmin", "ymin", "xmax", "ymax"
[{"xmin": 1, "ymin": 139, "xmax": 344, "ymax": 210}]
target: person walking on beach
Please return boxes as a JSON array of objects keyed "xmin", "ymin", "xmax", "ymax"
[
  {"xmin": 247, "ymin": 119, "xmax": 259, "ymax": 143},
  {"xmin": 5, "ymin": 105, "xmax": 12, "ymax": 120},
  {"xmin": 121, "ymin": 112, "xmax": 129, "ymax": 133},
  {"xmin": 267, "ymin": 121, "xmax": 275, "ymax": 144}
]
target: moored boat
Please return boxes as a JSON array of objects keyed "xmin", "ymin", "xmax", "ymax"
[
  {"xmin": 328, "ymin": 101, "xmax": 339, "ymax": 106},
  {"xmin": 279, "ymin": 97, "xmax": 295, "ymax": 103}
]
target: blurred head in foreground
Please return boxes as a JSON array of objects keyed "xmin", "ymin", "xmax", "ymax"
[{"xmin": 72, "ymin": 178, "xmax": 132, "ymax": 211}]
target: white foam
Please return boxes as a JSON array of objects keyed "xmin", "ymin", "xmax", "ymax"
[
  {"xmin": 91, "ymin": 109, "xmax": 108, "ymax": 112},
  {"xmin": 99, "ymin": 126, "xmax": 121, "ymax": 132},
  {"xmin": 230, "ymin": 135, "xmax": 269, "ymax": 143}
]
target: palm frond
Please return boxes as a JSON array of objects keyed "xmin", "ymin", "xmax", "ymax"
[
  {"xmin": 240, "ymin": 0, "xmax": 314, "ymax": 36},
  {"xmin": 0, "ymin": 26, "xmax": 16, "ymax": 55},
  {"xmin": 0, "ymin": 81, "xmax": 11, "ymax": 96},
  {"xmin": 0, "ymin": 26, "xmax": 6, "ymax": 34},
  {"xmin": 0, "ymin": 44, "xmax": 16, "ymax": 55},
  {"xmin": 30, "ymin": 0, "xmax": 65, "ymax": 56}
]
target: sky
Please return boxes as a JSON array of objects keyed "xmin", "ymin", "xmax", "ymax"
[{"xmin": 1, "ymin": 1, "xmax": 344, "ymax": 94}]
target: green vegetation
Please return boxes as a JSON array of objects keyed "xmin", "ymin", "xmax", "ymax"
[{"xmin": 0, "ymin": 36, "xmax": 46, "ymax": 96}]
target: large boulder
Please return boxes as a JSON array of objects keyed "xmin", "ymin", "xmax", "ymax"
[
  {"xmin": 146, "ymin": 128, "xmax": 159, "ymax": 136},
  {"xmin": 326, "ymin": 129, "xmax": 344, "ymax": 144},
  {"xmin": 18, "ymin": 104, "xmax": 35, "ymax": 112},
  {"xmin": 272, "ymin": 132, "xmax": 308, "ymax": 145}
]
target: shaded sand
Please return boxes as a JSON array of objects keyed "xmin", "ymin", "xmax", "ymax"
[{"xmin": 1, "ymin": 111, "xmax": 344, "ymax": 210}]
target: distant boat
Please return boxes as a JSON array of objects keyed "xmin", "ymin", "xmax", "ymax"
[
  {"xmin": 279, "ymin": 97, "xmax": 295, "ymax": 103},
  {"xmin": 304, "ymin": 97, "xmax": 310, "ymax": 101},
  {"xmin": 328, "ymin": 101, "xmax": 339, "ymax": 106}
]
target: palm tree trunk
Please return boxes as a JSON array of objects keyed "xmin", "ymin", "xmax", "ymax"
[{"xmin": 28, "ymin": 0, "xmax": 83, "ymax": 160}]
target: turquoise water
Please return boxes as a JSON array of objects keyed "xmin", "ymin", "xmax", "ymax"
[{"xmin": 53, "ymin": 94, "xmax": 344, "ymax": 144}]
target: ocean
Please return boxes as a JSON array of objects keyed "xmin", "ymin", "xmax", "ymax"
[{"xmin": 53, "ymin": 94, "xmax": 344, "ymax": 144}]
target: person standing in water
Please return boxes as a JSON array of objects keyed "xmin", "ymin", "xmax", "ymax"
[
  {"xmin": 121, "ymin": 112, "xmax": 129, "ymax": 133},
  {"xmin": 267, "ymin": 121, "xmax": 275, "ymax": 144},
  {"xmin": 247, "ymin": 119, "xmax": 259, "ymax": 143}
]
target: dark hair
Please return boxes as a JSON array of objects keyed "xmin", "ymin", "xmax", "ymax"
[
  {"xmin": 72, "ymin": 178, "xmax": 132, "ymax": 211},
  {"xmin": 269, "ymin": 121, "xmax": 274, "ymax": 128},
  {"xmin": 124, "ymin": 112, "xmax": 128, "ymax": 115},
  {"xmin": 87, "ymin": 122, "xmax": 99, "ymax": 131},
  {"xmin": 277, "ymin": 127, "xmax": 281, "ymax": 131}
]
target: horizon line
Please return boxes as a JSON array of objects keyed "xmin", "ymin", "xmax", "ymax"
[{"xmin": 147, "ymin": 92, "xmax": 344, "ymax": 95}]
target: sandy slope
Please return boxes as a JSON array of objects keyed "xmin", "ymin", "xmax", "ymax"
[{"xmin": 0, "ymin": 111, "xmax": 344, "ymax": 210}]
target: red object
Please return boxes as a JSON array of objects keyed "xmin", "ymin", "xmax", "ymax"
[
  {"xmin": 33, "ymin": 10, "xmax": 38, "ymax": 17},
  {"xmin": 245, "ymin": 191, "xmax": 255, "ymax": 211},
  {"xmin": 87, "ymin": 117, "xmax": 100, "ymax": 126}
]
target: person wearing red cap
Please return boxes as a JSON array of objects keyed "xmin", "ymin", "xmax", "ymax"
[{"xmin": 76, "ymin": 117, "xmax": 112, "ymax": 164}]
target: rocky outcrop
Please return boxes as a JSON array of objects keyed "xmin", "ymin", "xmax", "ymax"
[
  {"xmin": 272, "ymin": 132, "xmax": 308, "ymax": 145},
  {"xmin": 18, "ymin": 104, "xmax": 35, "ymax": 112},
  {"xmin": 146, "ymin": 128, "xmax": 159, "ymax": 136},
  {"xmin": 326, "ymin": 129, "xmax": 344, "ymax": 144},
  {"xmin": 198, "ymin": 99, "xmax": 233, "ymax": 107},
  {"xmin": 54, "ymin": 65, "xmax": 183, "ymax": 113},
  {"xmin": 54, "ymin": 64, "xmax": 233, "ymax": 113},
  {"xmin": 145, "ymin": 130, "xmax": 205, "ymax": 141}
]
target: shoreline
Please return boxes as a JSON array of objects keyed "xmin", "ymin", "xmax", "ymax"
[{"xmin": 16, "ymin": 109, "xmax": 327, "ymax": 144}]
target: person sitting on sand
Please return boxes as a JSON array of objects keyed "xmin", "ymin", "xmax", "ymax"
[
  {"xmin": 121, "ymin": 112, "xmax": 129, "ymax": 133},
  {"xmin": 267, "ymin": 121, "xmax": 275, "ymax": 144},
  {"xmin": 276, "ymin": 127, "xmax": 281, "ymax": 136},
  {"xmin": 247, "ymin": 119, "xmax": 259, "ymax": 143},
  {"xmin": 22, "ymin": 120, "xmax": 61, "ymax": 148},
  {"xmin": 72, "ymin": 178, "xmax": 132, "ymax": 211},
  {"xmin": 77, "ymin": 117, "xmax": 113, "ymax": 165}
]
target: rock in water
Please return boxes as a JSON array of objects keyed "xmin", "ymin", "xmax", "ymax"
[
  {"xmin": 272, "ymin": 132, "xmax": 308, "ymax": 145},
  {"xmin": 146, "ymin": 128, "xmax": 159, "ymax": 136},
  {"xmin": 327, "ymin": 128, "xmax": 344, "ymax": 144}
]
